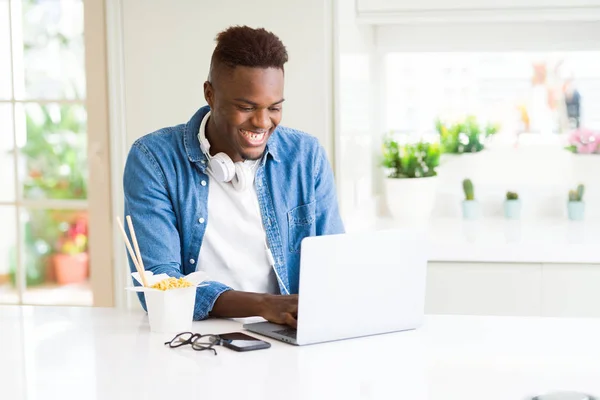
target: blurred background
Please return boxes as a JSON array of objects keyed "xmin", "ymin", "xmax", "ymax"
[
  {"xmin": 1, "ymin": 0, "xmax": 599, "ymax": 318},
  {"xmin": 0, "ymin": 0, "xmax": 91, "ymax": 305}
]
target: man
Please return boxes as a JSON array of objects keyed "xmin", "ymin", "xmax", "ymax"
[{"xmin": 123, "ymin": 26, "xmax": 344, "ymax": 328}]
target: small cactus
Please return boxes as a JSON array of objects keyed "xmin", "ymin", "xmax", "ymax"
[
  {"xmin": 568, "ymin": 190, "xmax": 579, "ymax": 202},
  {"xmin": 463, "ymin": 179, "xmax": 474, "ymax": 201},
  {"xmin": 506, "ymin": 191, "xmax": 519, "ymax": 201},
  {"xmin": 568, "ymin": 184, "xmax": 585, "ymax": 202}
]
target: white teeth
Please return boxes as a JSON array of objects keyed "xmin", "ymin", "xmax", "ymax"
[{"xmin": 241, "ymin": 130, "xmax": 266, "ymax": 141}]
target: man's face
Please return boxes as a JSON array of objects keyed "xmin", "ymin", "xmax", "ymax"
[{"xmin": 204, "ymin": 66, "xmax": 284, "ymax": 162}]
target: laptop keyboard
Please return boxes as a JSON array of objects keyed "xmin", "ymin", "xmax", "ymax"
[{"xmin": 273, "ymin": 327, "xmax": 297, "ymax": 339}]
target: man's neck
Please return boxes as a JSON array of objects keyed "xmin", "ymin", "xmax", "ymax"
[{"xmin": 206, "ymin": 115, "xmax": 240, "ymax": 162}]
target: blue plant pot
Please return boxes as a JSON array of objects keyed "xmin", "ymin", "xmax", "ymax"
[
  {"xmin": 461, "ymin": 200, "xmax": 480, "ymax": 220},
  {"xmin": 567, "ymin": 201, "xmax": 585, "ymax": 221},
  {"xmin": 504, "ymin": 200, "xmax": 521, "ymax": 220}
]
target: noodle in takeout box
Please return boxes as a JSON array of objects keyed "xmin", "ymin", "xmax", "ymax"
[
  {"xmin": 127, "ymin": 270, "xmax": 209, "ymax": 333},
  {"xmin": 116, "ymin": 215, "xmax": 209, "ymax": 333}
]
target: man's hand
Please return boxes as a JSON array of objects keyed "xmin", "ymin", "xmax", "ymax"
[
  {"xmin": 210, "ymin": 291, "xmax": 298, "ymax": 328},
  {"xmin": 259, "ymin": 294, "xmax": 298, "ymax": 328}
]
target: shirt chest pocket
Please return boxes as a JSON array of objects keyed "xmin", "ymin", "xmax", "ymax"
[{"xmin": 287, "ymin": 201, "xmax": 316, "ymax": 253}]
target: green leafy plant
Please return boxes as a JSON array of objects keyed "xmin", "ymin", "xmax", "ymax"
[
  {"xmin": 6, "ymin": 104, "xmax": 88, "ymax": 287},
  {"xmin": 436, "ymin": 118, "xmax": 460, "ymax": 154},
  {"xmin": 485, "ymin": 122, "xmax": 500, "ymax": 137},
  {"xmin": 463, "ymin": 179, "xmax": 475, "ymax": 201},
  {"xmin": 506, "ymin": 191, "xmax": 519, "ymax": 201},
  {"xmin": 462, "ymin": 116, "xmax": 484, "ymax": 153},
  {"xmin": 8, "ymin": 219, "xmax": 50, "ymax": 286},
  {"xmin": 382, "ymin": 135, "xmax": 440, "ymax": 178},
  {"xmin": 435, "ymin": 115, "xmax": 499, "ymax": 154},
  {"xmin": 568, "ymin": 184, "xmax": 585, "ymax": 202},
  {"xmin": 20, "ymin": 104, "xmax": 88, "ymax": 200}
]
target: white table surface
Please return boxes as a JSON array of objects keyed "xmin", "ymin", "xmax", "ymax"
[
  {"xmin": 2, "ymin": 306, "xmax": 600, "ymax": 400},
  {"xmin": 347, "ymin": 217, "xmax": 600, "ymax": 264}
]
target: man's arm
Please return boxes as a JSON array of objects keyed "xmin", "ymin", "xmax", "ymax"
[
  {"xmin": 123, "ymin": 141, "xmax": 232, "ymax": 320},
  {"xmin": 210, "ymin": 292, "xmax": 298, "ymax": 328}
]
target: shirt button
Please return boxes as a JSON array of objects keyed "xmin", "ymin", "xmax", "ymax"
[
  {"xmin": 201, "ymin": 180, "xmax": 207, "ymax": 186},
  {"xmin": 190, "ymin": 259, "xmax": 195, "ymax": 265},
  {"xmin": 198, "ymin": 218, "xmax": 205, "ymax": 224}
]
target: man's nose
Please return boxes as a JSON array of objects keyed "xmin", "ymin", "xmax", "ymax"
[{"xmin": 252, "ymin": 108, "xmax": 271, "ymax": 130}]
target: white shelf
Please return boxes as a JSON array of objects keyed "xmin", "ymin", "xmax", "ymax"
[{"xmin": 349, "ymin": 217, "xmax": 600, "ymax": 263}]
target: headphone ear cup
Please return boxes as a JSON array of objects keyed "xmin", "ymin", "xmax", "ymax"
[
  {"xmin": 209, "ymin": 153, "xmax": 236, "ymax": 182},
  {"xmin": 231, "ymin": 163, "xmax": 254, "ymax": 191}
]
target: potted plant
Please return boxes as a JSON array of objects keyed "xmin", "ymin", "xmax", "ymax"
[
  {"xmin": 461, "ymin": 178, "xmax": 479, "ymax": 220},
  {"xmin": 381, "ymin": 135, "xmax": 440, "ymax": 223},
  {"xmin": 435, "ymin": 115, "xmax": 500, "ymax": 155},
  {"xmin": 462, "ymin": 116, "xmax": 485, "ymax": 153},
  {"xmin": 436, "ymin": 118, "xmax": 464, "ymax": 155},
  {"xmin": 565, "ymin": 128, "xmax": 600, "ymax": 189},
  {"xmin": 565, "ymin": 128, "xmax": 600, "ymax": 155},
  {"xmin": 504, "ymin": 191, "xmax": 521, "ymax": 220},
  {"xmin": 567, "ymin": 184, "xmax": 585, "ymax": 221},
  {"xmin": 53, "ymin": 215, "xmax": 89, "ymax": 285}
]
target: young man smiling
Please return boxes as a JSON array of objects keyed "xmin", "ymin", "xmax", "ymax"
[{"xmin": 123, "ymin": 26, "xmax": 344, "ymax": 328}]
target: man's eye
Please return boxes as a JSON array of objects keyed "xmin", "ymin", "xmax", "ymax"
[
  {"xmin": 270, "ymin": 108, "xmax": 281, "ymax": 112},
  {"xmin": 237, "ymin": 106, "xmax": 253, "ymax": 112}
]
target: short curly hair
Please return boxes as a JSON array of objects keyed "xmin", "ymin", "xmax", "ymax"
[{"xmin": 208, "ymin": 25, "xmax": 288, "ymax": 81}]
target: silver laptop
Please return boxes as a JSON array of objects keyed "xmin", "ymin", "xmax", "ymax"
[{"xmin": 243, "ymin": 229, "xmax": 428, "ymax": 345}]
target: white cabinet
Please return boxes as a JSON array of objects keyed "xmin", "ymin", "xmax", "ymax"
[
  {"xmin": 426, "ymin": 262, "xmax": 600, "ymax": 318},
  {"xmin": 542, "ymin": 264, "xmax": 600, "ymax": 318},
  {"xmin": 356, "ymin": 0, "xmax": 600, "ymax": 23},
  {"xmin": 357, "ymin": 0, "xmax": 600, "ymax": 12},
  {"xmin": 426, "ymin": 262, "xmax": 542, "ymax": 316}
]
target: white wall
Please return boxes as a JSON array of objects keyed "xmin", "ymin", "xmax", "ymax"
[
  {"xmin": 120, "ymin": 0, "xmax": 334, "ymax": 159},
  {"xmin": 334, "ymin": 0, "xmax": 378, "ymax": 220},
  {"xmin": 376, "ymin": 21, "xmax": 600, "ymax": 52}
]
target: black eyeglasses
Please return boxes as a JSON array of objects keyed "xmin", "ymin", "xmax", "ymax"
[{"xmin": 164, "ymin": 332, "xmax": 221, "ymax": 355}]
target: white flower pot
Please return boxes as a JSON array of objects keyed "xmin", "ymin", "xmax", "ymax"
[
  {"xmin": 383, "ymin": 176, "xmax": 438, "ymax": 224},
  {"xmin": 504, "ymin": 199, "xmax": 522, "ymax": 220},
  {"xmin": 461, "ymin": 200, "xmax": 480, "ymax": 220},
  {"xmin": 567, "ymin": 201, "xmax": 585, "ymax": 221}
]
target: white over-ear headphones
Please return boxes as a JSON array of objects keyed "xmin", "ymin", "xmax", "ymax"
[{"xmin": 197, "ymin": 111, "xmax": 254, "ymax": 191}]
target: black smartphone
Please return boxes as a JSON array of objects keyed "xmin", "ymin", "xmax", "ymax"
[{"xmin": 218, "ymin": 332, "xmax": 271, "ymax": 352}]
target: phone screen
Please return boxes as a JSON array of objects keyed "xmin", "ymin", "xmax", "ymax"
[{"xmin": 219, "ymin": 332, "xmax": 270, "ymax": 351}]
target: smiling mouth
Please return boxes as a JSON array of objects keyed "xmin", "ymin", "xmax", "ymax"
[{"xmin": 240, "ymin": 129, "xmax": 269, "ymax": 146}]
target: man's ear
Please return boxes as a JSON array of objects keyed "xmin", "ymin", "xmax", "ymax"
[{"xmin": 203, "ymin": 81, "xmax": 214, "ymax": 108}]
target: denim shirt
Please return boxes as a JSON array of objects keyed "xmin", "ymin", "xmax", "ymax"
[{"xmin": 123, "ymin": 106, "xmax": 345, "ymax": 320}]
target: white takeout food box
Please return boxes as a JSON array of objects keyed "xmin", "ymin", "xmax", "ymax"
[{"xmin": 126, "ymin": 271, "xmax": 209, "ymax": 333}]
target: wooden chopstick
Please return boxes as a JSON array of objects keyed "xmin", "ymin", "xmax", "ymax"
[
  {"xmin": 116, "ymin": 216, "xmax": 149, "ymax": 287},
  {"xmin": 126, "ymin": 216, "xmax": 146, "ymax": 272}
]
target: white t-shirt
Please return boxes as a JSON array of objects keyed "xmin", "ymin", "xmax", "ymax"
[{"xmin": 196, "ymin": 116, "xmax": 279, "ymax": 294}]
